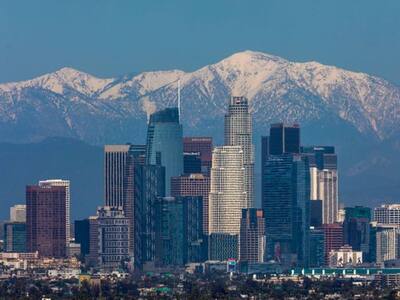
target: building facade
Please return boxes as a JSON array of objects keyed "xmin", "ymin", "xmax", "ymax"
[
  {"xmin": 376, "ymin": 224, "xmax": 400, "ymax": 266},
  {"xmin": 224, "ymin": 96, "xmax": 254, "ymax": 207},
  {"xmin": 26, "ymin": 184, "xmax": 67, "ymax": 258},
  {"xmin": 39, "ymin": 179, "xmax": 71, "ymax": 243},
  {"xmin": 183, "ymin": 137, "xmax": 213, "ymax": 175},
  {"xmin": 328, "ymin": 245, "xmax": 363, "ymax": 267},
  {"xmin": 97, "ymin": 206, "xmax": 130, "ymax": 270},
  {"xmin": 4, "ymin": 222, "xmax": 26, "ymax": 253},
  {"xmin": 74, "ymin": 219, "xmax": 90, "ymax": 257},
  {"xmin": 374, "ymin": 204, "xmax": 400, "ymax": 225},
  {"xmin": 171, "ymin": 173, "xmax": 210, "ymax": 234},
  {"xmin": 239, "ymin": 208, "xmax": 265, "ymax": 263},
  {"xmin": 209, "ymin": 233, "xmax": 238, "ymax": 261},
  {"xmin": 155, "ymin": 196, "xmax": 204, "ymax": 266},
  {"xmin": 10, "ymin": 204, "xmax": 26, "ymax": 222},
  {"xmin": 262, "ymin": 153, "xmax": 310, "ymax": 268},
  {"xmin": 322, "ymin": 223, "xmax": 344, "ymax": 265},
  {"xmin": 146, "ymin": 107, "xmax": 183, "ymax": 195},
  {"xmin": 209, "ymin": 146, "xmax": 247, "ymax": 235}
]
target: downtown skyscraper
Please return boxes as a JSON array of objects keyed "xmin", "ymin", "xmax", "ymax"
[
  {"xmin": 224, "ymin": 96, "xmax": 254, "ymax": 208},
  {"xmin": 146, "ymin": 107, "xmax": 183, "ymax": 196}
]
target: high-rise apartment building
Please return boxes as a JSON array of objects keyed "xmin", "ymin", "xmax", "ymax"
[
  {"xmin": 262, "ymin": 153, "xmax": 310, "ymax": 268},
  {"xmin": 224, "ymin": 96, "xmax": 254, "ymax": 207},
  {"xmin": 302, "ymin": 146, "xmax": 338, "ymax": 224},
  {"xmin": 26, "ymin": 184, "xmax": 67, "ymax": 258},
  {"xmin": 171, "ymin": 173, "xmax": 210, "ymax": 234},
  {"xmin": 97, "ymin": 206, "xmax": 130, "ymax": 270},
  {"xmin": 375, "ymin": 224, "xmax": 400, "ymax": 266},
  {"xmin": 239, "ymin": 208, "xmax": 265, "ymax": 263},
  {"xmin": 155, "ymin": 196, "xmax": 205, "ymax": 266},
  {"xmin": 4, "ymin": 222, "xmax": 26, "ymax": 252},
  {"xmin": 39, "ymin": 179, "xmax": 71, "ymax": 243},
  {"xmin": 10, "ymin": 204, "xmax": 26, "ymax": 222},
  {"xmin": 146, "ymin": 107, "xmax": 183, "ymax": 195},
  {"xmin": 209, "ymin": 146, "xmax": 247, "ymax": 235},
  {"xmin": 183, "ymin": 137, "xmax": 213, "ymax": 175},
  {"xmin": 374, "ymin": 204, "xmax": 400, "ymax": 225}
]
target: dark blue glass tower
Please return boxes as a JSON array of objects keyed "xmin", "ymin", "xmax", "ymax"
[
  {"xmin": 146, "ymin": 108, "xmax": 183, "ymax": 195},
  {"xmin": 262, "ymin": 154, "xmax": 310, "ymax": 268}
]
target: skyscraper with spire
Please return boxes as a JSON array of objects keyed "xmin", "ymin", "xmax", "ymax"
[{"xmin": 224, "ymin": 96, "xmax": 254, "ymax": 208}]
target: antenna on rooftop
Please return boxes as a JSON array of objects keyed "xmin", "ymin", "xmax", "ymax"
[{"xmin": 178, "ymin": 79, "xmax": 181, "ymax": 122}]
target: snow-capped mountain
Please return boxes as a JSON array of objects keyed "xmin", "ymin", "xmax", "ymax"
[{"xmin": 1, "ymin": 50, "xmax": 399, "ymax": 144}]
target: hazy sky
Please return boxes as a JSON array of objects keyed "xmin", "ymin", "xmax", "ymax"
[{"xmin": 1, "ymin": 0, "xmax": 399, "ymax": 85}]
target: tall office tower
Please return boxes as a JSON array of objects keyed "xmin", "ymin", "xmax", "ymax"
[
  {"xmin": 26, "ymin": 184, "xmax": 67, "ymax": 258},
  {"xmin": 343, "ymin": 206, "xmax": 372, "ymax": 261},
  {"xmin": 74, "ymin": 219, "xmax": 90, "ymax": 257},
  {"xmin": 141, "ymin": 163, "xmax": 165, "ymax": 264},
  {"xmin": 375, "ymin": 224, "xmax": 400, "ymax": 266},
  {"xmin": 155, "ymin": 196, "xmax": 204, "ymax": 266},
  {"xmin": 39, "ymin": 179, "xmax": 71, "ymax": 243},
  {"xmin": 374, "ymin": 204, "xmax": 400, "ymax": 225},
  {"xmin": 224, "ymin": 96, "xmax": 254, "ymax": 207},
  {"xmin": 183, "ymin": 137, "xmax": 213, "ymax": 175},
  {"xmin": 97, "ymin": 206, "xmax": 130, "ymax": 270},
  {"xmin": 183, "ymin": 152, "xmax": 202, "ymax": 174},
  {"xmin": 87, "ymin": 215, "xmax": 99, "ymax": 267},
  {"xmin": 104, "ymin": 145, "xmax": 131, "ymax": 207},
  {"xmin": 123, "ymin": 145, "xmax": 146, "ymax": 270},
  {"xmin": 261, "ymin": 136, "xmax": 269, "ymax": 177},
  {"xmin": 302, "ymin": 146, "xmax": 338, "ymax": 224},
  {"xmin": 171, "ymin": 173, "xmax": 210, "ymax": 234},
  {"xmin": 309, "ymin": 227, "xmax": 325, "ymax": 267},
  {"xmin": 209, "ymin": 233, "xmax": 239, "ymax": 261},
  {"xmin": 209, "ymin": 146, "xmax": 247, "ymax": 235},
  {"xmin": 310, "ymin": 200, "xmax": 323, "ymax": 227},
  {"xmin": 239, "ymin": 208, "xmax": 265, "ymax": 263},
  {"xmin": 146, "ymin": 107, "xmax": 183, "ymax": 195},
  {"xmin": 10, "ymin": 204, "xmax": 26, "ymax": 222},
  {"xmin": 322, "ymin": 223, "xmax": 344, "ymax": 265},
  {"xmin": 309, "ymin": 168, "xmax": 338, "ymax": 224},
  {"xmin": 262, "ymin": 154, "xmax": 310, "ymax": 268},
  {"xmin": 269, "ymin": 123, "xmax": 300, "ymax": 155},
  {"xmin": 4, "ymin": 222, "xmax": 26, "ymax": 252}
]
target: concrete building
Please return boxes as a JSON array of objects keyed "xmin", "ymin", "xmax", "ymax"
[
  {"xmin": 209, "ymin": 146, "xmax": 247, "ymax": 235},
  {"xmin": 224, "ymin": 96, "xmax": 254, "ymax": 207},
  {"xmin": 239, "ymin": 208, "xmax": 265, "ymax": 263},
  {"xmin": 328, "ymin": 245, "xmax": 362, "ymax": 267},
  {"xmin": 26, "ymin": 184, "xmax": 67, "ymax": 258},
  {"xmin": 10, "ymin": 204, "xmax": 26, "ymax": 222},
  {"xmin": 374, "ymin": 204, "xmax": 400, "ymax": 225},
  {"xmin": 376, "ymin": 224, "xmax": 400, "ymax": 266},
  {"xmin": 39, "ymin": 179, "xmax": 71, "ymax": 243},
  {"xmin": 97, "ymin": 206, "xmax": 130, "ymax": 271}
]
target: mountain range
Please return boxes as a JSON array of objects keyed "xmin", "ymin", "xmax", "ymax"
[{"xmin": 0, "ymin": 50, "xmax": 399, "ymax": 218}]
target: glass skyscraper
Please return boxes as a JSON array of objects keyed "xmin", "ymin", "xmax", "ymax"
[
  {"xmin": 262, "ymin": 153, "xmax": 310, "ymax": 268},
  {"xmin": 146, "ymin": 107, "xmax": 183, "ymax": 195}
]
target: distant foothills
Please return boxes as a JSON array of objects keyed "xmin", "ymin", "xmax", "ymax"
[{"xmin": 1, "ymin": 51, "xmax": 400, "ymax": 219}]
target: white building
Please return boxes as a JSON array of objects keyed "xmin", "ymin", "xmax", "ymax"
[
  {"xmin": 376, "ymin": 224, "xmax": 400, "ymax": 266},
  {"xmin": 374, "ymin": 204, "xmax": 400, "ymax": 225},
  {"xmin": 209, "ymin": 146, "xmax": 247, "ymax": 235},
  {"xmin": 10, "ymin": 204, "xmax": 26, "ymax": 222},
  {"xmin": 310, "ymin": 168, "xmax": 338, "ymax": 224},
  {"xmin": 97, "ymin": 206, "xmax": 130, "ymax": 271},
  {"xmin": 224, "ymin": 96, "xmax": 254, "ymax": 208},
  {"xmin": 39, "ymin": 179, "xmax": 71, "ymax": 243},
  {"xmin": 328, "ymin": 245, "xmax": 362, "ymax": 267}
]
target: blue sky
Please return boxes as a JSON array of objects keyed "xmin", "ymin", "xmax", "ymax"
[{"xmin": 1, "ymin": 0, "xmax": 399, "ymax": 85}]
